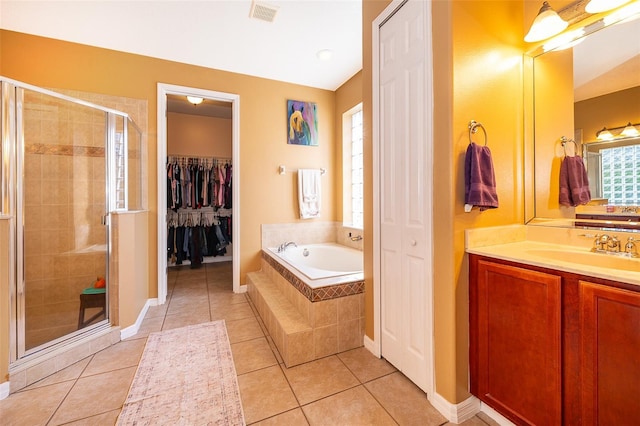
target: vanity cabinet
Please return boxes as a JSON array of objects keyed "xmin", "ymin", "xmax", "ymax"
[
  {"xmin": 580, "ymin": 281, "xmax": 640, "ymax": 424},
  {"xmin": 469, "ymin": 255, "xmax": 640, "ymax": 425}
]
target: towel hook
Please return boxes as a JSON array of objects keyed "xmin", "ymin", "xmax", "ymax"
[
  {"xmin": 561, "ymin": 136, "xmax": 578, "ymax": 157},
  {"xmin": 468, "ymin": 120, "xmax": 488, "ymax": 146}
]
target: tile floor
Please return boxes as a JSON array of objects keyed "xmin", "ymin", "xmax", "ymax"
[{"xmin": 0, "ymin": 262, "xmax": 498, "ymax": 426}]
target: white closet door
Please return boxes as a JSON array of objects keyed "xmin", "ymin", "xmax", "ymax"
[{"xmin": 379, "ymin": 0, "xmax": 431, "ymax": 393}]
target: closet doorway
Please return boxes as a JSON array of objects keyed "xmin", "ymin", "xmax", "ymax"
[{"xmin": 157, "ymin": 84, "xmax": 241, "ymax": 305}]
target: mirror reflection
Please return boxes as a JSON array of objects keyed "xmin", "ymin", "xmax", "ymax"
[{"xmin": 531, "ymin": 12, "xmax": 640, "ymax": 230}]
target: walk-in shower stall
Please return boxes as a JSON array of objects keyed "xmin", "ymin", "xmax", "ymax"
[{"xmin": 1, "ymin": 77, "xmax": 142, "ymax": 364}]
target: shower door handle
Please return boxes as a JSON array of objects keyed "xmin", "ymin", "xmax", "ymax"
[{"xmin": 101, "ymin": 214, "xmax": 109, "ymax": 226}]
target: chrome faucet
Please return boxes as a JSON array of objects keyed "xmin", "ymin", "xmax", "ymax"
[
  {"xmin": 625, "ymin": 237, "xmax": 639, "ymax": 258},
  {"xmin": 277, "ymin": 241, "xmax": 297, "ymax": 253}
]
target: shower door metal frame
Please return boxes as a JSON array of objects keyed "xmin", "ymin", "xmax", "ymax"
[{"xmin": 1, "ymin": 77, "xmax": 133, "ymax": 364}]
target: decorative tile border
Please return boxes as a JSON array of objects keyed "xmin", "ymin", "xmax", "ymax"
[
  {"xmin": 262, "ymin": 251, "xmax": 364, "ymax": 302},
  {"xmin": 26, "ymin": 143, "xmax": 105, "ymax": 157}
]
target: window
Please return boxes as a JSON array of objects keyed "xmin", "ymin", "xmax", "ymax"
[
  {"xmin": 343, "ymin": 104, "xmax": 363, "ymax": 228},
  {"xmin": 600, "ymin": 145, "xmax": 640, "ymax": 205}
]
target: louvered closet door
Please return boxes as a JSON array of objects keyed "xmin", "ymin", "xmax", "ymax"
[{"xmin": 379, "ymin": 0, "xmax": 431, "ymax": 393}]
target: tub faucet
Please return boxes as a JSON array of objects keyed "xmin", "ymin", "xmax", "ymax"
[{"xmin": 278, "ymin": 241, "xmax": 297, "ymax": 252}]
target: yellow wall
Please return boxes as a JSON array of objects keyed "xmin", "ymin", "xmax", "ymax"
[
  {"xmin": 167, "ymin": 112, "xmax": 232, "ymax": 158},
  {"xmin": 575, "ymin": 86, "xmax": 640, "ymax": 142},
  {"xmin": 334, "ymin": 71, "xmax": 363, "ymax": 221},
  {"xmin": 362, "ymin": 0, "xmax": 526, "ymax": 404},
  {"xmin": 0, "ymin": 29, "xmax": 338, "ymax": 297}
]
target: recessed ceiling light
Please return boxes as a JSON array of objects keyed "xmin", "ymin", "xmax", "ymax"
[{"xmin": 316, "ymin": 49, "xmax": 333, "ymax": 61}]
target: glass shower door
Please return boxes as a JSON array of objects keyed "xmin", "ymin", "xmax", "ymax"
[{"xmin": 19, "ymin": 88, "xmax": 109, "ymax": 354}]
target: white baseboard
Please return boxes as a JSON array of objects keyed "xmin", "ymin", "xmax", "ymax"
[
  {"xmin": 480, "ymin": 402, "xmax": 516, "ymax": 426},
  {"xmin": 429, "ymin": 393, "xmax": 480, "ymax": 424},
  {"xmin": 0, "ymin": 381, "xmax": 10, "ymax": 400},
  {"xmin": 363, "ymin": 334, "xmax": 380, "ymax": 357},
  {"xmin": 120, "ymin": 298, "xmax": 158, "ymax": 340},
  {"xmin": 237, "ymin": 284, "xmax": 247, "ymax": 294}
]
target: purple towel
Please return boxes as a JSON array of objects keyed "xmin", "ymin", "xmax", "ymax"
[
  {"xmin": 559, "ymin": 155, "xmax": 591, "ymax": 207},
  {"xmin": 465, "ymin": 142, "xmax": 498, "ymax": 211}
]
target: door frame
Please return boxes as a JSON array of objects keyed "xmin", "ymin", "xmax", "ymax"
[
  {"xmin": 156, "ymin": 83, "xmax": 241, "ymax": 304},
  {"xmin": 372, "ymin": 0, "xmax": 435, "ymax": 397}
]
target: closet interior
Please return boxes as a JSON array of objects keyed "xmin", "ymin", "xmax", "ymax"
[{"xmin": 166, "ymin": 96, "xmax": 233, "ymax": 268}]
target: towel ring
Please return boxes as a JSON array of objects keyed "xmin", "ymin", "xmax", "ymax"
[
  {"xmin": 561, "ymin": 136, "xmax": 578, "ymax": 157},
  {"xmin": 468, "ymin": 120, "xmax": 488, "ymax": 146}
]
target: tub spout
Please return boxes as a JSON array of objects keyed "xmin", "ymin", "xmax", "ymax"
[{"xmin": 278, "ymin": 241, "xmax": 298, "ymax": 252}]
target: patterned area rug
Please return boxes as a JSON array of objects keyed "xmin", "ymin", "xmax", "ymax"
[{"xmin": 117, "ymin": 321, "xmax": 245, "ymax": 425}]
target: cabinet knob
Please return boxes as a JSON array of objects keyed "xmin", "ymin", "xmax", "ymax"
[{"xmin": 410, "ymin": 240, "xmax": 417, "ymax": 246}]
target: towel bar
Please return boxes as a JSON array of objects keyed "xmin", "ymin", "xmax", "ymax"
[
  {"xmin": 468, "ymin": 120, "xmax": 488, "ymax": 146},
  {"xmin": 279, "ymin": 165, "xmax": 326, "ymax": 175}
]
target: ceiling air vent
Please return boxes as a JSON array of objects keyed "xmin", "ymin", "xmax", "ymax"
[{"xmin": 249, "ymin": 1, "xmax": 279, "ymax": 23}]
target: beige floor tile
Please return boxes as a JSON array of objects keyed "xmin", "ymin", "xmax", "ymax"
[
  {"xmin": 144, "ymin": 303, "xmax": 168, "ymax": 319},
  {"xmin": 126, "ymin": 316, "xmax": 163, "ymax": 340},
  {"xmin": 365, "ymin": 371, "xmax": 447, "ymax": 425},
  {"xmin": 82, "ymin": 339, "xmax": 146, "ymax": 377},
  {"xmin": 49, "ymin": 366, "xmax": 136, "ymax": 424},
  {"xmin": 211, "ymin": 301, "xmax": 255, "ymax": 321},
  {"xmin": 302, "ymin": 386, "xmax": 396, "ymax": 426},
  {"xmin": 161, "ymin": 310, "xmax": 211, "ymax": 331},
  {"xmin": 226, "ymin": 316, "xmax": 264, "ymax": 343},
  {"xmin": 59, "ymin": 408, "xmax": 121, "ymax": 425},
  {"xmin": 208, "ymin": 291, "xmax": 248, "ymax": 305},
  {"xmin": 475, "ymin": 412, "xmax": 501, "ymax": 426},
  {"xmin": 252, "ymin": 408, "xmax": 309, "ymax": 426},
  {"xmin": 337, "ymin": 347, "xmax": 397, "ymax": 383},
  {"xmin": 454, "ymin": 415, "xmax": 496, "ymax": 426},
  {"xmin": 166, "ymin": 299, "xmax": 210, "ymax": 316},
  {"xmin": 0, "ymin": 381, "xmax": 74, "ymax": 426},
  {"xmin": 22, "ymin": 357, "xmax": 91, "ymax": 390},
  {"xmin": 283, "ymin": 355, "xmax": 360, "ymax": 405},
  {"xmin": 231, "ymin": 337, "xmax": 278, "ymax": 375},
  {"xmin": 265, "ymin": 335, "xmax": 284, "ymax": 364},
  {"xmin": 237, "ymin": 365, "xmax": 299, "ymax": 424}
]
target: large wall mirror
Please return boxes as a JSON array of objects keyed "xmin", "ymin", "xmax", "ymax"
[{"xmin": 527, "ymin": 7, "xmax": 640, "ymax": 231}]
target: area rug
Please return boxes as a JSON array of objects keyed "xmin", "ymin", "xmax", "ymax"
[{"xmin": 117, "ymin": 321, "xmax": 245, "ymax": 425}]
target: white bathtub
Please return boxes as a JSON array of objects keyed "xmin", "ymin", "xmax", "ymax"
[{"xmin": 268, "ymin": 243, "xmax": 363, "ymax": 281}]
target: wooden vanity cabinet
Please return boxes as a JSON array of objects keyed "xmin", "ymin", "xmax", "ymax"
[
  {"xmin": 469, "ymin": 255, "xmax": 640, "ymax": 425},
  {"xmin": 580, "ymin": 281, "xmax": 640, "ymax": 424},
  {"xmin": 469, "ymin": 259, "xmax": 562, "ymax": 425}
]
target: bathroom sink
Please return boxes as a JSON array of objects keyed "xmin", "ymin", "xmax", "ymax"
[{"xmin": 526, "ymin": 248, "xmax": 640, "ymax": 273}]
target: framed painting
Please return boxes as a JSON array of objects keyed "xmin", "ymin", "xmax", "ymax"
[{"xmin": 287, "ymin": 100, "xmax": 318, "ymax": 146}]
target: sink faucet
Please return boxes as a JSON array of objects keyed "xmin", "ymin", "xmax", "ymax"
[
  {"xmin": 277, "ymin": 241, "xmax": 297, "ymax": 252},
  {"xmin": 625, "ymin": 237, "xmax": 638, "ymax": 258}
]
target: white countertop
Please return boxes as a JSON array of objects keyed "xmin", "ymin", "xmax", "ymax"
[{"xmin": 467, "ymin": 240, "xmax": 640, "ymax": 287}]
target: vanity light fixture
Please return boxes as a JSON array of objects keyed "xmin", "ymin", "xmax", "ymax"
[
  {"xmin": 596, "ymin": 127, "xmax": 614, "ymax": 140},
  {"xmin": 585, "ymin": 0, "xmax": 631, "ymax": 14},
  {"xmin": 542, "ymin": 28, "xmax": 585, "ymax": 52},
  {"xmin": 621, "ymin": 122, "xmax": 640, "ymax": 137},
  {"xmin": 186, "ymin": 96, "xmax": 204, "ymax": 106},
  {"xmin": 525, "ymin": 1, "xmax": 568, "ymax": 42},
  {"xmin": 603, "ymin": 1, "xmax": 640, "ymax": 25}
]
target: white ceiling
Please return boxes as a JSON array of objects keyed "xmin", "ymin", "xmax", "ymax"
[{"xmin": 0, "ymin": 0, "xmax": 362, "ymax": 91}]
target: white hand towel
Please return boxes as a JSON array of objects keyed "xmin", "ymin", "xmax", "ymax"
[{"xmin": 298, "ymin": 169, "xmax": 321, "ymax": 219}]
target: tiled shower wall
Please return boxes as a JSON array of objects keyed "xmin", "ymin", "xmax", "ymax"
[{"xmin": 22, "ymin": 89, "xmax": 147, "ymax": 349}]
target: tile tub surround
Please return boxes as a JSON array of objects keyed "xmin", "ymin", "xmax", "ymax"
[
  {"xmin": 247, "ymin": 256, "xmax": 365, "ymax": 367},
  {"xmin": 261, "ymin": 222, "xmax": 364, "ymax": 252}
]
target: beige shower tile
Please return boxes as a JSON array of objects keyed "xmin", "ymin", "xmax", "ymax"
[
  {"xmin": 237, "ymin": 365, "xmax": 298, "ymax": 424},
  {"xmin": 365, "ymin": 371, "xmax": 447, "ymax": 425},
  {"xmin": 283, "ymin": 356, "xmax": 359, "ymax": 405},
  {"xmin": 49, "ymin": 366, "xmax": 136, "ymax": 425},
  {"xmin": 302, "ymin": 386, "xmax": 396, "ymax": 426},
  {"xmin": 0, "ymin": 381, "xmax": 74, "ymax": 425},
  {"xmin": 42, "ymin": 179, "xmax": 70, "ymax": 206}
]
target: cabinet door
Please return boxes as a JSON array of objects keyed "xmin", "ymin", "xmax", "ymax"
[
  {"xmin": 472, "ymin": 260, "xmax": 562, "ymax": 425},
  {"xmin": 580, "ymin": 281, "xmax": 640, "ymax": 424}
]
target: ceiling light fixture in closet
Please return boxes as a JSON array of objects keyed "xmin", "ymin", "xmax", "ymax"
[{"xmin": 187, "ymin": 96, "xmax": 204, "ymax": 106}]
